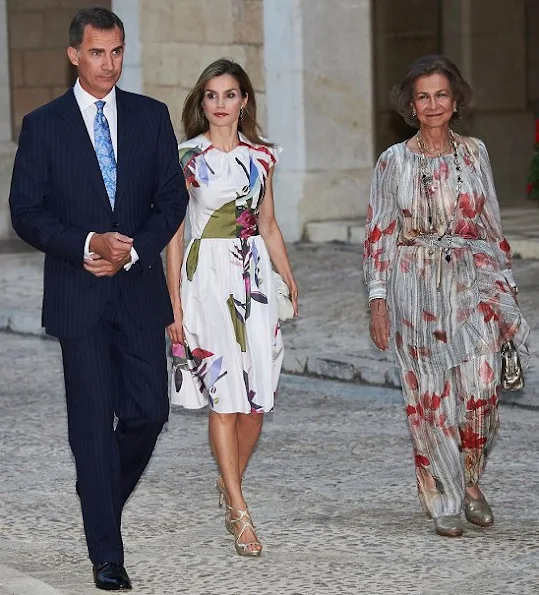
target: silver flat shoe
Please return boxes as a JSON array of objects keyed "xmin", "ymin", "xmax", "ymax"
[
  {"xmin": 434, "ymin": 515, "xmax": 463, "ymax": 537},
  {"xmin": 464, "ymin": 492, "xmax": 494, "ymax": 527}
]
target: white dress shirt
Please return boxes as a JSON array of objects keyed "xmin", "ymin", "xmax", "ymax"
[{"xmin": 73, "ymin": 79, "xmax": 138, "ymax": 269}]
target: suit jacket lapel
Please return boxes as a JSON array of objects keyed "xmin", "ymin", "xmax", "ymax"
[
  {"xmin": 56, "ymin": 89, "xmax": 111, "ymax": 210},
  {"xmin": 115, "ymin": 88, "xmax": 142, "ymax": 206}
]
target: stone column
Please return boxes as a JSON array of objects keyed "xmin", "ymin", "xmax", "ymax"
[
  {"xmin": 0, "ymin": 0, "xmax": 16, "ymax": 241},
  {"xmin": 264, "ymin": 0, "xmax": 374, "ymax": 241},
  {"xmin": 442, "ymin": 0, "xmax": 532, "ymax": 206},
  {"xmin": 0, "ymin": 0, "xmax": 10, "ymax": 142},
  {"xmin": 112, "ymin": 0, "xmax": 142, "ymax": 93}
]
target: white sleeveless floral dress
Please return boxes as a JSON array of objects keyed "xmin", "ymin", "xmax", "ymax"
[{"xmin": 172, "ymin": 133, "xmax": 284, "ymax": 413}]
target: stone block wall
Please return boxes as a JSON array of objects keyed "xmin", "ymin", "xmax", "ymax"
[
  {"xmin": 374, "ymin": 0, "xmax": 538, "ymax": 207},
  {"xmin": 6, "ymin": 0, "xmax": 111, "ymax": 139},
  {"xmin": 373, "ymin": 0, "xmax": 441, "ymax": 156},
  {"xmin": 140, "ymin": 0, "xmax": 265, "ymax": 140}
]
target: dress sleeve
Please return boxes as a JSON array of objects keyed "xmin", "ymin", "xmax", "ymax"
[
  {"xmin": 178, "ymin": 140, "xmax": 201, "ymax": 187},
  {"xmin": 363, "ymin": 148, "xmax": 401, "ymax": 301},
  {"xmin": 253, "ymin": 142, "xmax": 282, "ymax": 171},
  {"xmin": 478, "ymin": 140, "xmax": 515, "ymax": 286}
]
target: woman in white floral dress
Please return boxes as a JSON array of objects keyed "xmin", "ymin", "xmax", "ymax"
[
  {"xmin": 364, "ymin": 55, "xmax": 529, "ymax": 537},
  {"xmin": 166, "ymin": 59, "xmax": 298, "ymax": 556}
]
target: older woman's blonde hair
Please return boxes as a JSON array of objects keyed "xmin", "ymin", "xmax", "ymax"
[{"xmin": 182, "ymin": 58, "xmax": 271, "ymax": 146}]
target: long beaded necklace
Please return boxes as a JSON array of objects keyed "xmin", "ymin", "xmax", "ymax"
[{"xmin": 416, "ymin": 129, "xmax": 463, "ymax": 287}]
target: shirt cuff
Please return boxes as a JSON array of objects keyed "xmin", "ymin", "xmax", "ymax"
[
  {"xmin": 501, "ymin": 268, "xmax": 516, "ymax": 288},
  {"xmin": 368, "ymin": 280, "xmax": 387, "ymax": 302},
  {"xmin": 84, "ymin": 232, "xmax": 95, "ymax": 259},
  {"xmin": 124, "ymin": 247, "xmax": 139, "ymax": 271}
]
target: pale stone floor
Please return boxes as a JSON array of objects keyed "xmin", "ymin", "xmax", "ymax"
[{"xmin": 0, "ymin": 334, "xmax": 539, "ymax": 595}]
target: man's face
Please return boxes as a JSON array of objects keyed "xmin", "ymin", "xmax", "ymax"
[{"xmin": 67, "ymin": 25, "xmax": 124, "ymax": 98}]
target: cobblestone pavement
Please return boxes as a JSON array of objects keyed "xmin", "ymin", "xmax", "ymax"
[
  {"xmin": 0, "ymin": 333, "xmax": 538, "ymax": 595},
  {"xmin": 0, "ymin": 244, "xmax": 538, "ymax": 408}
]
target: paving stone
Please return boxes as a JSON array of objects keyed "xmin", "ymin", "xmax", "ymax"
[{"xmin": 0, "ymin": 334, "xmax": 538, "ymax": 594}]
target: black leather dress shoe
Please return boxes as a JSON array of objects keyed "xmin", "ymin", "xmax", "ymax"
[{"xmin": 93, "ymin": 562, "xmax": 132, "ymax": 591}]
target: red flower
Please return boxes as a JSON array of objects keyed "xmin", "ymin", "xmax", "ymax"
[
  {"xmin": 192, "ymin": 348, "xmax": 214, "ymax": 359},
  {"xmin": 499, "ymin": 238, "xmax": 511, "ymax": 253},
  {"xmin": 402, "ymin": 318, "xmax": 414, "ymax": 329},
  {"xmin": 409, "ymin": 345, "xmax": 430, "ymax": 359},
  {"xmin": 535, "ymin": 119, "xmax": 539, "ymax": 144},
  {"xmin": 460, "ymin": 427, "xmax": 487, "ymax": 449},
  {"xmin": 441, "ymin": 381, "xmax": 451, "ymax": 398},
  {"xmin": 375, "ymin": 259, "xmax": 390, "ymax": 272},
  {"xmin": 478, "ymin": 301, "xmax": 499, "ymax": 323},
  {"xmin": 466, "ymin": 396, "xmax": 488, "ymax": 411},
  {"xmin": 527, "ymin": 182, "xmax": 534, "ymax": 197},
  {"xmin": 406, "ymin": 404, "xmax": 416, "ymax": 416},
  {"xmin": 405, "ymin": 370, "xmax": 418, "ymax": 390},
  {"xmin": 383, "ymin": 220, "xmax": 397, "ymax": 235},
  {"xmin": 458, "ymin": 193, "xmax": 476, "ymax": 218},
  {"xmin": 431, "ymin": 394, "xmax": 442, "ymax": 410},
  {"xmin": 474, "ymin": 252, "xmax": 493, "ymax": 268},
  {"xmin": 433, "ymin": 330, "xmax": 447, "ymax": 343},
  {"xmin": 369, "ymin": 225, "xmax": 382, "ymax": 243},
  {"xmin": 415, "ymin": 453, "xmax": 430, "ymax": 468},
  {"xmin": 479, "ymin": 361, "xmax": 495, "ymax": 384}
]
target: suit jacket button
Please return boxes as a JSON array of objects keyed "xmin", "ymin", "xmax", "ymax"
[{"xmin": 112, "ymin": 222, "xmax": 119, "ymax": 229}]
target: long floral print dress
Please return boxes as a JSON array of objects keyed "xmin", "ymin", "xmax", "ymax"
[
  {"xmin": 172, "ymin": 133, "xmax": 283, "ymax": 414},
  {"xmin": 364, "ymin": 135, "xmax": 529, "ymax": 517}
]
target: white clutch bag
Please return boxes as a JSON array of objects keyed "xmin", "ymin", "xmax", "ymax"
[{"xmin": 272, "ymin": 271, "xmax": 294, "ymax": 321}]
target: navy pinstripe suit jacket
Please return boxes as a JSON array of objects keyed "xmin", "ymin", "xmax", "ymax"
[{"xmin": 9, "ymin": 87, "xmax": 188, "ymax": 338}]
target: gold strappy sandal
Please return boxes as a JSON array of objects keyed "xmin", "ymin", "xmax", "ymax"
[
  {"xmin": 216, "ymin": 477, "xmax": 234, "ymax": 535},
  {"xmin": 228, "ymin": 507, "xmax": 262, "ymax": 557}
]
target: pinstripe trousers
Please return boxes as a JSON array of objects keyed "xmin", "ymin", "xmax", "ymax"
[
  {"xmin": 402, "ymin": 353, "xmax": 501, "ymax": 519},
  {"xmin": 59, "ymin": 284, "xmax": 169, "ymax": 564}
]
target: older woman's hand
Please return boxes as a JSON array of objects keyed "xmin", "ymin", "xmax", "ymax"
[{"xmin": 369, "ymin": 298, "xmax": 390, "ymax": 351}]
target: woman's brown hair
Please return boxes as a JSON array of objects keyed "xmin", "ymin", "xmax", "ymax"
[
  {"xmin": 182, "ymin": 58, "xmax": 271, "ymax": 146},
  {"xmin": 391, "ymin": 54, "xmax": 473, "ymax": 128}
]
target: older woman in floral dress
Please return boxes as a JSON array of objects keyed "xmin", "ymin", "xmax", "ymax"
[{"xmin": 364, "ymin": 55, "xmax": 529, "ymax": 537}]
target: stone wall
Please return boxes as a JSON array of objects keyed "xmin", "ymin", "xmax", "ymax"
[
  {"xmin": 140, "ymin": 0, "xmax": 265, "ymax": 140},
  {"xmin": 6, "ymin": 0, "xmax": 111, "ymax": 140},
  {"xmin": 374, "ymin": 0, "xmax": 538, "ymax": 207},
  {"xmin": 373, "ymin": 0, "xmax": 441, "ymax": 156}
]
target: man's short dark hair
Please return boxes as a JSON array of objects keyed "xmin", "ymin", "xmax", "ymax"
[{"xmin": 69, "ymin": 7, "xmax": 125, "ymax": 48}]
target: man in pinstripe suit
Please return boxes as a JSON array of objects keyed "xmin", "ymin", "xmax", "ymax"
[{"xmin": 9, "ymin": 7, "xmax": 188, "ymax": 591}]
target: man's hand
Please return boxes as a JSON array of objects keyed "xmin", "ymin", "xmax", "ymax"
[
  {"xmin": 369, "ymin": 298, "xmax": 390, "ymax": 351},
  {"xmin": 84, "ymin": 253, "xmax": 131, "ymax": 277},
  {"xmin": 89, "ymin": 232, "xmax": 133, "ymax": 264}
]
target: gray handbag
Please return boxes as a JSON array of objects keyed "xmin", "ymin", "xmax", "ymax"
[{"xmin": 500, "ymin": 341, "xmax": 524, "ymax": 391}]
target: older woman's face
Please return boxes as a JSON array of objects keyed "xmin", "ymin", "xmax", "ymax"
[{"xmin": 411, "ymin": 73, "xmax": 456, "ymax": 130}]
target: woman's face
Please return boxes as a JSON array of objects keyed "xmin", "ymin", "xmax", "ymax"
[
  {"xmin": 411, "ymin": 73, "xmax": 456, "ymax": 130},
  {"xmin": 201, "ymin": 74, "xmax": 247, "ymax": 129}
]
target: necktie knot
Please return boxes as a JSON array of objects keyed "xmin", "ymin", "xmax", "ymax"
[{"xmin": 95, "ymin": 100, "xmax": 106, "ymax": 114}]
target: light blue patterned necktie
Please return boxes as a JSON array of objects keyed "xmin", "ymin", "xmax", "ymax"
[{"xmin": 94, "ymin": 100, "xmax": 116, "ymax": 209}]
